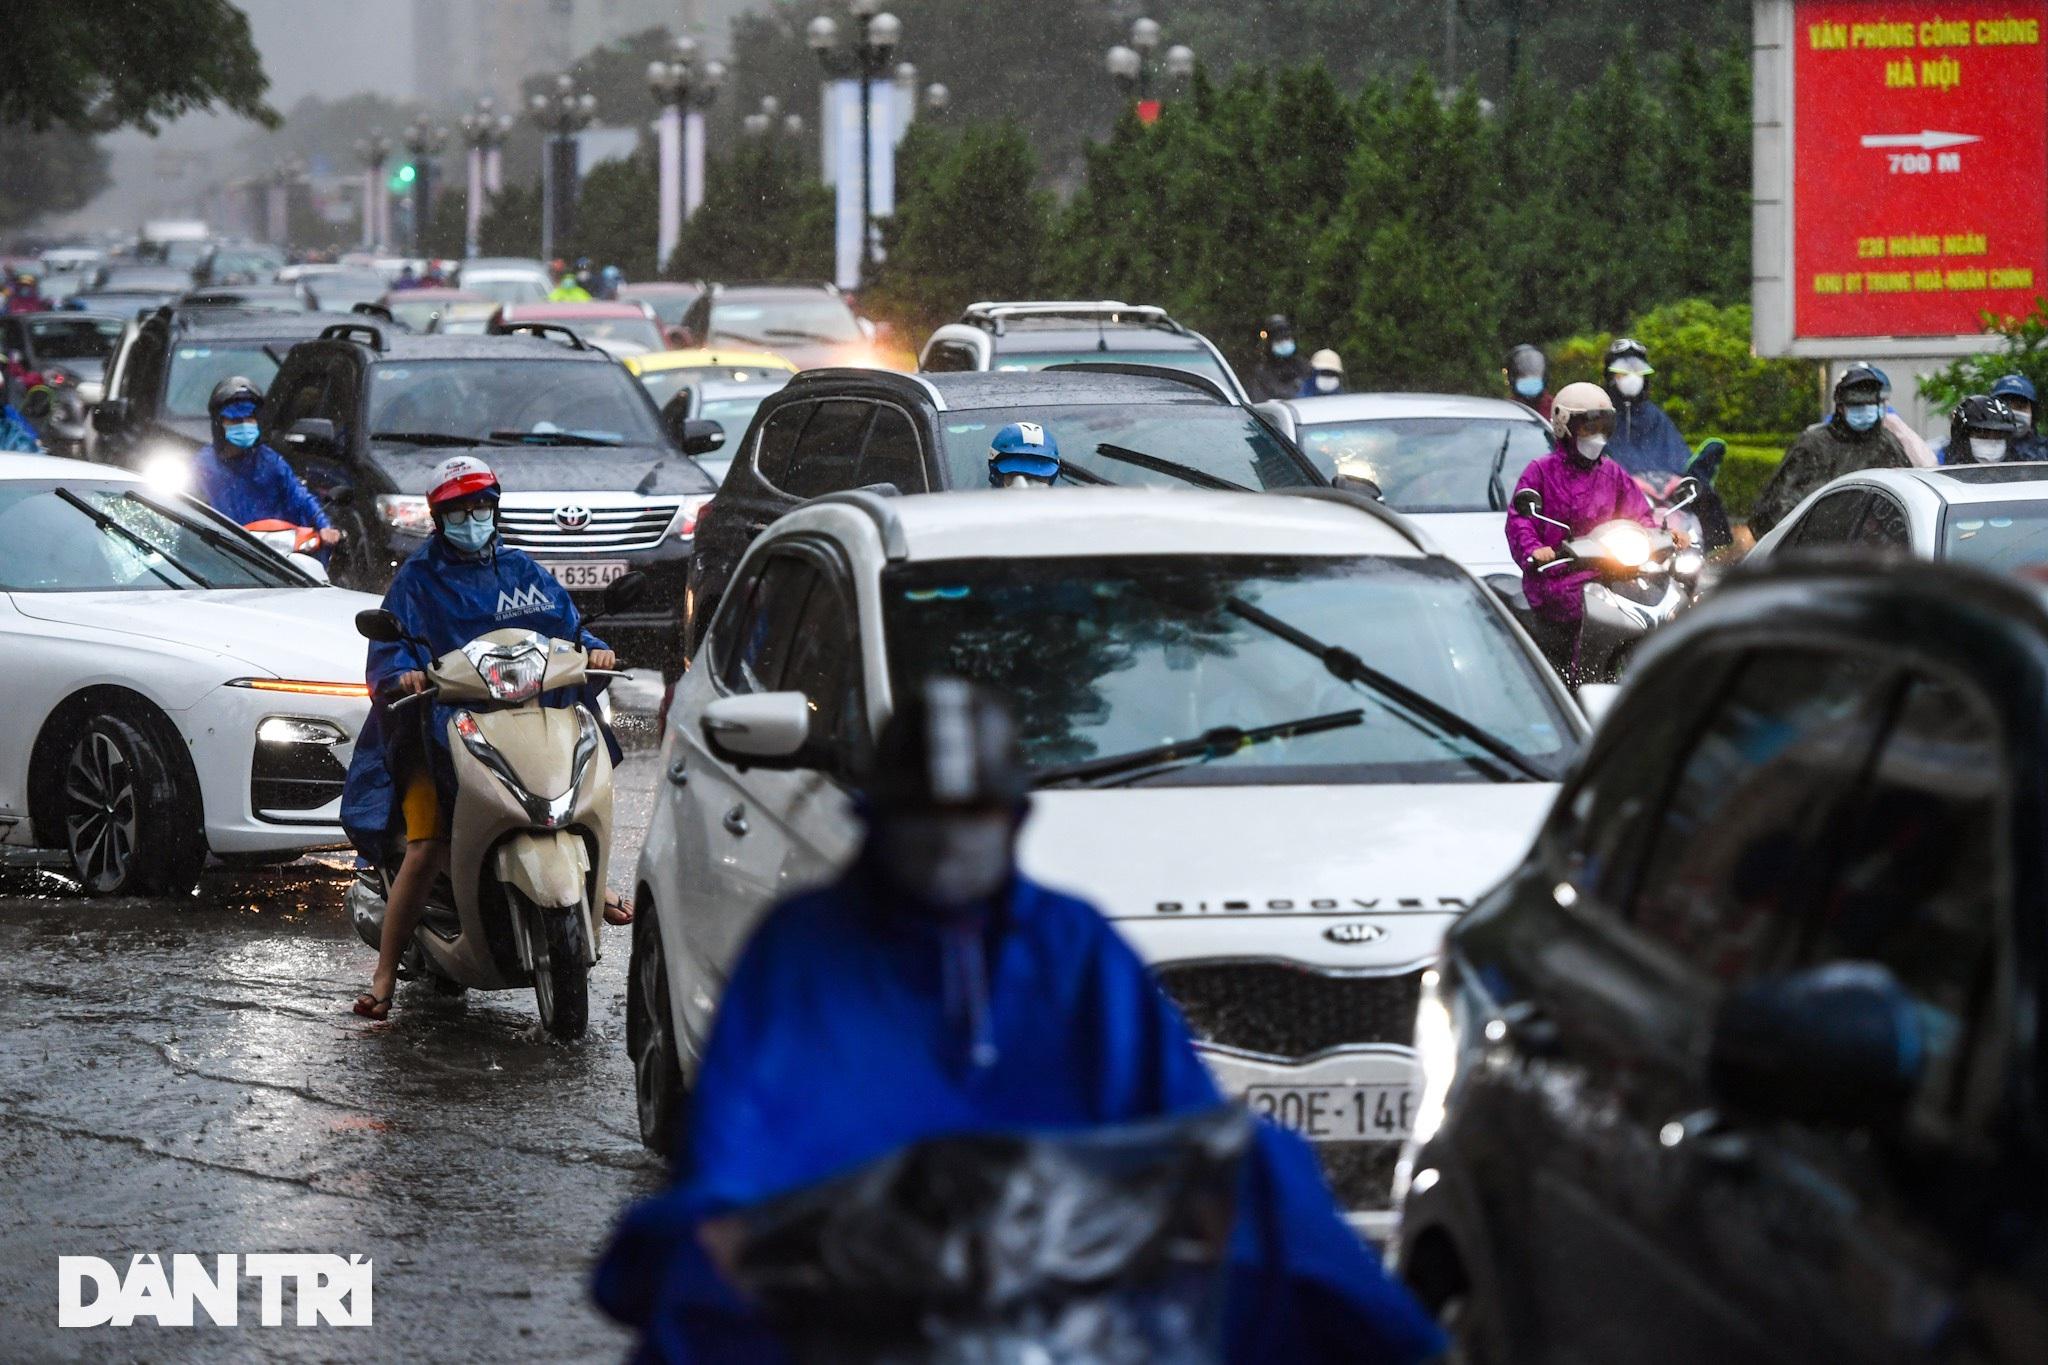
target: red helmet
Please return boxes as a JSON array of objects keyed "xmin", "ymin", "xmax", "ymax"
[{"xmin": 426, "ymin": 454, "xmax": 500, "ymax": 507}]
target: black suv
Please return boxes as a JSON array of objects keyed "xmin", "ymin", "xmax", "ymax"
[
  {"xmin": 262, "ymin": 321, "xmax": 720, "ymax": 666},
  {"xmin": 682, "ymin": 365, "xmax": 1326, "ymax": 661},
  {"xmin": 918, "ymin": 300, "xmax": 1246, "ymax": 400},
  {"xmin": 1396, "ymin": 560, "xmax": 2048, "ymax": 1364},
  {"xmin": 90, "ymin": 306, "xmax": 357, "ymax": 469}
]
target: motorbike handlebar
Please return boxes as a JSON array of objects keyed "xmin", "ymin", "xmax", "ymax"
[{"xmin": 387, "ymin": 685, "xmax": 440, "ymax": 710}]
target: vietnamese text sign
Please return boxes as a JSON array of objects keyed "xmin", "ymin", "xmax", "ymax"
[{"xmin": 1794, "ymin": 2, "xmax": 2048, "ymax": 340}]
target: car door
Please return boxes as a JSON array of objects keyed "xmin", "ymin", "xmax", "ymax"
[
  {"xmin": 1518, "ymin": 644, "xmax": 1896, "ymax": 1362},
  {"xmin": 1782, "ymin": 488, "xmax": 1871, "ymax": 550},
  {"xmin": 690, "ymin": 398, "xmax": 812, "ymax": 653}
]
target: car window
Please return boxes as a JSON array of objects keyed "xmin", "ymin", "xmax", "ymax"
[
  {"xmin": 365, "ymin": 358, "xmax": 663, "ymax": 447},
  {"xmin": 1853, "ymin": 492, "xmax": 1910, "ymax": 550},
  {"xmin": 779, "ymin": 572, "xmax": 865, "ymax": 768},
  {"xmin": 923, "ymin": 341, "xmax": 978, "ymax": 373},
  {"xmin": 1786, "ymin": 489, "xmax": 1869, "ymax": 547},
  {"xmin": 859, "ymin": 404, "xmax": 926, "ymax": 492},
  {"xmin": 269, "ymin": 360, "xmax": 332, "ymax": 439},
  {"xmin": 718, "ymin": 554, "xmax": 818, "ymax": 694},
  {"xmin": 940, "ymin": 404, "xmax": 1316, "ymax": 492},
  {"xmin": 1942, "ymin": 499, "xmax": 2048, "ymax": 572},
  {"xmin": 164, "ymin": 342, "xmax": 283, "ymax": 419},
  {"xmin": 1626, "ymin": 649, "xmax": 1890, "ymax": 980},
  {"xmin": 122, "ymin": 330, "xmax": 168, "ymax": 414},
  {"xmin": 780, "ymin": 400, "xmax": 870, "ymax": 499},
  {"xmin": 753, "ymin": 402, "xmax": 811, "ymax": 487},
  {"xmin": 1796, "ymin": 673, "xmax": 2005, "ymax": 1130}
]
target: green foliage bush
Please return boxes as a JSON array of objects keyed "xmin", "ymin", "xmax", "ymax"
[
  {"xmin": 1544, "ymin": 300, "xmax": 1818, "ymax": 437},
  {"xmin": 1919, "ymin": 299, "xmax": 2048, "ymax": 415}
]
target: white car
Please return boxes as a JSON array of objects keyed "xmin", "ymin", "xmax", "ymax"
[
  {"xmin": 0, "ymin": 454, "xmax": 377, "ymax": 895},
  {"xmin": 1257, "ymin": 393, "xmax": 1552, "ymax": 579},
  {"xmin": 630, "ymin": 487, "xmax": 1584, "ymax": 1234},
  {"xmin": 1748, "ymin": 463, "xmax": 2048, "ymax": 571}
]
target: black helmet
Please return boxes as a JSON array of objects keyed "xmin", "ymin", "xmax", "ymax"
[
  {"xmin": 1949, "ymin": 395, "xmax": 2027, "ymax": 464},
  {"xmin": 208, "ymin": 375, "xmax": 263, "ymax": 418},
  {"xmin": 1832, "ymin": 364, "xmax": 1885, "ymax": 405},
  {"xmin": 864, "ymin": 678, "xmax": 1028, "ymax": 813},
  {"xmin": 1505, "ymin": 343, "xmax": 1545, "ymax": 380},
  {"xmin": 1260, "ymin": 313, "xmax": 1293, "ymax": 340}
]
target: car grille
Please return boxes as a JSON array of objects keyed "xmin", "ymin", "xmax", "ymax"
[
  {"xmin": 1317, "ymin": 1140, "xmax": 1403, "ymax": 1212},
  {"xmin": 497, "ymin": 499, "xmax": 679, "ymax": 553},
  {"xmin": 1155, "ymin": 962, "xmax": 1423, "ymax": 1060}
]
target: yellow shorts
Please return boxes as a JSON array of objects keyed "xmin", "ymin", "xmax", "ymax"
[{"xmin": 401, "ymin": 770, "xmax": 446, "ymax": 843}]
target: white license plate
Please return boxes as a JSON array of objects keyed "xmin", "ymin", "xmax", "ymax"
[
  {"xmin": 543, "ymin": 560, "xmax": 629, "ymax": 590},
  {"xmin": 1243, "ymin": 1084, "xmax": 1416, "ymax": 1141}
]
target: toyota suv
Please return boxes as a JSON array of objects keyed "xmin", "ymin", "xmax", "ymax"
[
  {"xmin": 919, "ymin": 300, "xmax": 1246, "ymax": 400},
  {"xmin": 630, "ymin": 487, "xmax": 1583, "ymax": 1235},
  {"xmin": 259, "ymin": 321, "xmax": 721, "ymax": 670}
]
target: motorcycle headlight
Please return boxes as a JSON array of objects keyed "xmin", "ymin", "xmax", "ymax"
[
  {"xmin": 1673, "ymin": 548, "xmax": 1705, "ymax": 578},
  {"xmin": 376, "ymin": 494, "xmax": 434, "ymax": 536},
  {"xmin": 474, "ymin": 644, "xmax": 547, "ymax": 703},
  {"xmin": 1595, "ymin": 523, "xmax": 1652, "ymax": 569},
  {"xmin": 142, "ymin": 448, "xmax": 192, "ymax": 494}
]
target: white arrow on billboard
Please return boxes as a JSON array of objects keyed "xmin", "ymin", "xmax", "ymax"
[{"xmin": 1860, "ymin": 130, "xmax": 1982, "ymax": 150}]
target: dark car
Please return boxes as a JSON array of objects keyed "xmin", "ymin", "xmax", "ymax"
[
  {"xmin": 1394, "ymin": 558, "xmax": 2048, "ymax": 1364},
  {"xmin": 195, "ymin": 243, "xmax": 287, "ymax": 287},
  {"xmin": 919, "ymin": 300, "xmax": 1246, "ymax": 401},
  {"xmin": 681, "ymin": 365, "xmax": 1327, "ymax": 666},
  {"xmin": 675, "ymin": 282, "xmax": 889, "ymax": 371},
  {"xmin": 262, "ymin": 322, "xmax": 721, "ymax": 667},
  {"xmin": 177, "ymin": 284, "xmax": 311, "ymax": 314},
  {"xmin": 0, "ymin": 310, "xmax": 126, "ymax": 454},
  {"xmin": 90, "ymin": 264, "xmax": 194, "ymax": 294},
  {"xmin": 90, "ymin": 306, "xmax": 358, "ymax": 470}
]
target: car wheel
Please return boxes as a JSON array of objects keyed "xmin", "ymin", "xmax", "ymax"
[
  {"xmin": 1437, "ymin": 1291, "xmax": 1502, "ymax": 1365},
  {"xmin": 627, "ymin": 900, "xmax": 687, "ymax": 1154},
  {"xmin": 62, "ymin": 713, "xmax": 205, "ymax": 897}
]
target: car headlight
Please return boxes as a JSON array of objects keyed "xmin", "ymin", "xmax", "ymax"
[
  {"xmin": 256, "ymin": 716, "xmax": 349, "ymax": 745},
  {"xmin": 376, "ymin": 494, "xmax": 433, "ymax": 535},
  {"xmin": 1409, "ymin": 965, "xmax": 1459, "ymax": 1148},
  {"xmin": 1594, "ymin": 523, "xmax": 1652, "ymax": 569},
  {"xmin": 665, "ymin": 492, "xmax": 716, "ymax": 541},
  {"xmin": 142, "ymin": 447, "xmax": 193, "ymax": 494}
]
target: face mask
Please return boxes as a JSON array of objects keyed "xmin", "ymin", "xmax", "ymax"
[
  {"xmin": 223, "ymin": 421, "xmax": 260, "ymax": 450},
  {"xmin": 1842, "ymin": 403, "xmax": 1882, "ymax": 432},
  {"xmin": 1573, "ymin": 434, "xmax": 1608, "ymax": 465},
  {"xmin": 1971, "ymin": 436, "xmax": 2011, "ymax": 463},
  {"xmin": 1271, "ymin": 339, "xmax": 1297, "ymax": 359},
  {"xmin": 875, "ymin": 812, "xmax": 1013, "ymax": 908},
  {"xmin": 1313, "ymin": 373, "xmax": 1341, "ymax": 393},
  {"xmin": 1612, "ymin": 373, "xmax": 1646, "ymax": 399},
  {"xmin": 2010, "ymin": 404, "xmax": 2034, "ymax": 428},
  {"xmin": 441, "ymin": 508, "xmax": 495, "ymax": 553},
  {"xmin": 1513, "ymin": 375, "xmax": 1543, "ymax": 398}
]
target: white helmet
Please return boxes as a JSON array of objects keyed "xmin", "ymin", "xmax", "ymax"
[
  {"xmin": 1309, "ymin": 349, "xmax": 1343, "ymax": 374},
  {"xmin": 1550, "ymin": 381, "xmax": 1615, "ymax": 442}
]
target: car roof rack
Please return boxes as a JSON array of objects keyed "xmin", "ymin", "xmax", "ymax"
[
  {"xmin": 1040, "ymin": 360, "xmax": 1230, "ymax": 403},
  {"xmin": 489, "ymin": 320, "xmax": 592, "ymax": 350},
  {"xmin": 1274, "ymin": 486, "xmax": 1432, "ymax": 554},
  {"xmin": 960, "ymin": 300, "xmax": 1183, "ymax": 337},
  {"xmin": 805, "ymin": 488, "xmax": 910, "ymax": 561},
  {"xmin": 318, "ymin": 321, "xmax": 387, "ymax": 351}
]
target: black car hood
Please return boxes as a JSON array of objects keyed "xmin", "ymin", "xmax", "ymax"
[{"xmin": 365, "ymin": 442, "xmax": 717, "ymax": 496}]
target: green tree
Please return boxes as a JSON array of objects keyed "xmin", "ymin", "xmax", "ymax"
[
  {"xmin": 563, "ymin": 155, "xmax": 662, "ymax": 279},
  {"xmin": 479, "ymin": 182, "xmax": 544, "ymax": 259},
  {"xmin": 669, "ymin": 139, "xmax": 832, "ymax": 281},
  {"xmin": 1546, "ymin": 299, "xmax": 1816, "ymax": 436},
  {"xmin": 1920, "ymin": 299, "xmax": 2048, "ymax": 415},
  {"xmin": 2, "ymin": 0, "xmax": 275, "ymax": 133},
  {"xmin": 0, "ymin": 125, "xmax": 111, "ymax": 230}
]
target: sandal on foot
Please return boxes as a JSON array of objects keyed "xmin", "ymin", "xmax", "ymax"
[
  {"xmin": 603, "ymin": 892, "xmax": 633, "ymax": 926},
  {"xmin": 352, "ymin": 991, "xmax": 392, "ymax": 1020}
]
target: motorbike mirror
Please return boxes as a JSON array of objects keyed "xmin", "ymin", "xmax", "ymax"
[
  {"xmin": 1666, "ymin": 477, "xmax": 1701, "ymax": 515},
  {"xmin": 602, "ymin": 570, "xmax": 651, "ymax": 616},
  {"xmin": 1512, "ymin": 487, "xmax": 1544, "ymax": 518},
  {"xmin": 355, "ymin": 608, "xmax": 405, "ymax": 643}
]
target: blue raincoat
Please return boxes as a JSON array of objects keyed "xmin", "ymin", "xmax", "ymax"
[
  {"xmin": 1606, "ymin": 395, "xmax": 1692, "ymax": 477},
  {"xmin": 339, "ymin": 534, "xmax": 610, "ymax": 856},
  {"xmin": 0, "ymin": 402, "xmax": 40, "ymax": 452},
  {"xmin": 192, "ymin": 442, "xmax": 332, "ymax": 531},
  {"xmin": 592, "ymin": 856, "xmax": 1446, "ymax": 1365}
]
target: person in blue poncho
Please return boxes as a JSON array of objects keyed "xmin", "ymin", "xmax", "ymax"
[
  {"xmin": 592, "ymin": 678, "xmax": 1446, "ymax": 1364},
  {"xmin": 1602, "ymin": 336, "xmax": 1692, "ymax": 478},
  {"xmin": 344, "ymin": 454, "xmax": 622, "ymax": 1020},
  {"xmin": 190, "ymin": 375, "xmax": 341, "ymax": 557}
]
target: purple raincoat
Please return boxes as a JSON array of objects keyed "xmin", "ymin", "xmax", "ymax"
[{"xmin": 1504, "ymin": 445, "xmax": 1657, "ymax": 623}]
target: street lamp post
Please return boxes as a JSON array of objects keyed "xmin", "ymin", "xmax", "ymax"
[
  {"xmin": 647, "ymin": 37, "xmax": 727, "ymax": 273},
  {"xmin": 459, "ymin": 98, "xmax": 513, "ymax": 259},
  {"xmin": 809, "ymin": 1, "xmax": 903, "ymax": 284},
  {"xmin": 923, "ymin": 81, "xmax": 950, "ymax": 114},
  {"xmin": 353, "ymin": 131, "xmax": 393, "ymax": 249},
  {"xmin": 403, "ymin": 119, "xmax": 447, "ymax": 254},
  {"xmin": 529, "ymin": 73, "xmax": 597, "ymax": 262},
  {"xmin": 1105, "ymin": 17, "xmax": 1193, "ymax": 122}
]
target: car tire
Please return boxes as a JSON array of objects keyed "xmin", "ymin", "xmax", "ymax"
[
  {"xmin": 1437, "ymin": 1291, "xmax": 1503, "ymax": 1365},
  {"xmin": 61, "ymin": 712, "xmax": 205, "ymax": 897},
  {"xmin": 627, "ymin": 899, "xmax": 687, "ymax": 1154},
  {"xmin": 527, "ymin": 897, "xmax": 590, "ymax": 1040}
]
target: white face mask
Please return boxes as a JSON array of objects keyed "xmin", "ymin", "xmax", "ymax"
[
  {"xmin": 1612, "ymin": 373, "xmax": 1646, "ymax": 398},
  {"xmin": 1971, "ymin": 436, "xmax": 2011, "ymax": 463},
  {"xmin": 1574, "ymin": 434, "xmax": 1609, "ymax": 463},
  {"xmin": 1313, "ymin": 373, "xmax": 1341, "ymax": 393}
]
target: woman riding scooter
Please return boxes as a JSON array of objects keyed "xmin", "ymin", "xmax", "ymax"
[
  {"xmin": 346, "ymin": 455, "xmax": 624, "ymax": 1021},
  {"xmin": 1505, "ymin": 382, "xmax": 1686, "ymax": 681}
]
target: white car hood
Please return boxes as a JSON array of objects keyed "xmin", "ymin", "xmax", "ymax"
[
  {"xmin": 1407, "ymin": 511, "xmax": 1516, "ymax": 577},
  {"xmin": 13, "ymin": 587, "xmax": 380, "ymax": 681},
  {"xmin": 1018, "ymin": 783, "xmax": 1555, "ymax": 971}
]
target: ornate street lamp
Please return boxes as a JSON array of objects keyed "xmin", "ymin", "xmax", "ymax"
[
  {"xmin": 809, "ymin": 1, "xmax": 903, "ymax": 282},
  {"xmin": 530, "ymin": 73, "xmax": 598, "ymax": 261},
  {"xmin": 648, "ymin": 36, "xmax": 726, "ymax": 270},
  {"xmin": 459, "ymin": 98, "xmax": 514, "ymax": 259},
  {"xmin": 1106, "ymin": 16, "xmax": 1193, "ymax": 120},
  {"xmin": 353, "ymin": 130, "xmax": 394, "ymax": 249}
]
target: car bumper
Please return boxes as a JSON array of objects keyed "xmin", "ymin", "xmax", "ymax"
[{"xmin": 177, "ymin": 683, "xmax": 367, "ymax": 855}]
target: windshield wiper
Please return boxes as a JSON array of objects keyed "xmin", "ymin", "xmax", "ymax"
[
  {"xmin": 1092, "ymin": 443, "xmax": 1250, "ymax": 492},
  {"xmin": 372, "ymin": 430, "xmax": 505, "ymax": 447},
  {"xmin": 1034, "ymin": 709, "xmax": 1366, "ymax": 789},
  {"xmin": 1053, "ymin": 459, "xmax": 1117, "ymax": 487},
  {"xmin": 1486, "ymin": 428, "xmax": 1513, "ymax": 512},
  {"xmin": 54, "ymin": 488, "xmax": 197, "ymax": 589},
  {"xmin": 123, "ymin": 491, "xmax": 302, "ymax": 586},
  {"xmin": 488, "ymin": 429, "xmax": 622, "ymax": 447},
  {"xmin": 1218, "ymin": 594, "xmax": 1553, "ymax": 782}
]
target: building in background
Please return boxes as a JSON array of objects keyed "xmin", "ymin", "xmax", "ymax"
[{"xmin": 414, "ymin": 0, "xmax": 749, "ymax": 107}]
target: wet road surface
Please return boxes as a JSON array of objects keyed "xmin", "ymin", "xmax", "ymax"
[{"xmin": 0, "ymin": 746, "xmax": 666, "ymax": 1361}]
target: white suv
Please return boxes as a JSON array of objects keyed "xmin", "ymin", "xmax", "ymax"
[{"xmin": 629, "ymin": 487, "xmax": 1583, "ymax": 1233}]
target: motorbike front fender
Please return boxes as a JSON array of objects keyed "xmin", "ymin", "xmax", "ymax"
[{"xmin": 495, "ymin": 829, "xmax": 590, "ymax": 912}]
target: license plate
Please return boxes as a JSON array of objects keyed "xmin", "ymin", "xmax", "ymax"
[
  {"xmin": 543, "ymin": 560, "xmax": 628, "ymax": 590},
  {"xmin": 1243, "ymin": 1084, "xmax": 1416, "ymax": 1141}
]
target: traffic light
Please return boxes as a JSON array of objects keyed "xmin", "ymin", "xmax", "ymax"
[{"xmin": 388, "ymin": 162, "xmax": 417, "ymax": 195}]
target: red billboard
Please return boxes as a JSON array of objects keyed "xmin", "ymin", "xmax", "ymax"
[{"xmin": 1794, "ymin": 1, "xmax": 2048, "ymax": 340}]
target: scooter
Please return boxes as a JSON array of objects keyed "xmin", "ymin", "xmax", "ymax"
[
  {"xmin": 1489, "ymin": 478, "xmax": 1705, "ymax": 684},
  {"xmin": 347, "ymin": 571, "xmax": 646, "ymax": 1038}
]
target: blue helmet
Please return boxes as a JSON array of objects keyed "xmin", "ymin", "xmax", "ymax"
[
  {"xmin": 988, "ymin": 421, "xmax": 1061, "ymax": 486},
  {"xmin": 1991, "ymin": 373, "xmax": 2038, "ymax": 406}
]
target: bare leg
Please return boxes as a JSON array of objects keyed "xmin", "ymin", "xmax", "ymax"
[{"xmin": 366, "ymin": 837, "xmax": 449, "ymax": 1008}]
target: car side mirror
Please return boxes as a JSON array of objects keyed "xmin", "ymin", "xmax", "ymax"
[
  {"xmin": 602, "ymin": 569, "xmax": 650, "ymax": 616},
  {"xmin": 1333, "ymin": 470, "xmax": 1383, "ymax": 500},
  {"xmin": 286, "ymin": 417, "xmax": 337, "ymax": 452},
  {"xmin": 701, "ymin": 691, "xmax": 815, "ymax": 770},
  {"xmin": 1577, "ymin": 682, "xmax": 1620, "ymax": 723},
  {"xmin": 91, "ymin": 397, "xmax": 130, "ymax": 433},
  {"xmin": 355, "ymin": 608, "xmax": 404, "ymax": 643},
  {"xmin": 1709, "ymin": 964, "xmax": 1925, "ymax": 1128},
  {"xmin": 679, "ymin": 418, "xmax": 725, "ymax": 457},
  {"xmin": 1512, "ymin": 487, "xmax": 1544, "ymax": 518}
]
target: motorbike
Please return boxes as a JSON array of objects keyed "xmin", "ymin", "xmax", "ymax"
[
  {"xmin": 1489, "ymin": 477, "xmax": 1705, "ymax": 685},
  {"xmin": 723, "ymin": 1107, "xmax": 1251, "ymax": 1365},
  {"xmin": 347, "ymin": 571, "xmax": 646, "ymax": 1038},
  {"xmin": 1632, "ymin": 438, "xmax": 1729, "ymax": 553}
]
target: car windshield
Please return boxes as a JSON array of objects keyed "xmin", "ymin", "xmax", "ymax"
[
  {"xmin": 625, "ymin": 290, "xmax": 700, "ymax": 324},
  {"xmin": 1295, "ymin": 416, "xmax": 1552, "ymax": 512},
  {"xmin": 1942, "ymin": 500, "xmax": 2048, "ymax": 571},
  {"xmin": 463, "ymin": 275, "xmax": 549, "ymax": 306},
  {"xmin": 552, "ymin": 315, "xmax": 663, "ymax": 350},
  {"xmin": 711, "ymin": 296, "xmax": 861, "ymax": 346},
  {"xmin": 699, "ymin": 392, "xmax": 775, "ymax": 432},
  {"xmin": 0, "ymin": 483, "xmax": 305, "ymax": 592},
  {"xmin": 367, "ymin": 358, "xmax": 665, "ymax": 447},
  {"xmin": 25, "ymin": 315, "xmax": 124, "ymax": 363},
  {"xmin": 303, "ymin": 273, "xmax": 387, "ymax": 311},
  {"xmin": 993, "ymin": 348, "xmax": 1234, "ymax": 390},
  {"xmin": 940, "ymin": 404, "xmax": 1317, "ymax": 491},
  {"xmin": 165, "ymin": 343, "xmax": 283, "ymax": 417},
  {"xmin": 883, "ymin": 554, "xmax": 1570, "ymax": 785}
]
